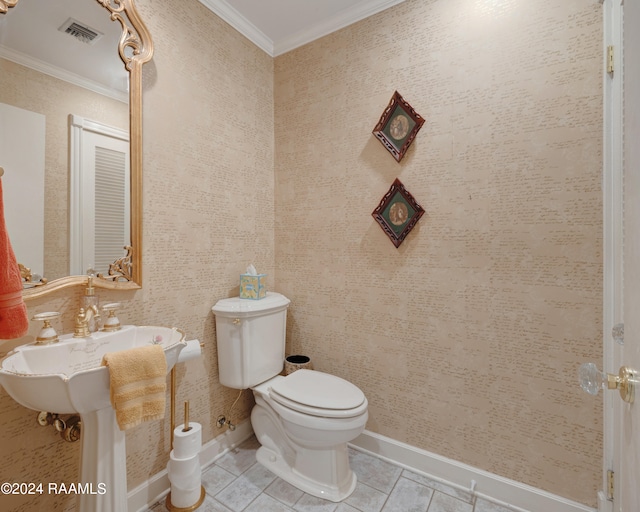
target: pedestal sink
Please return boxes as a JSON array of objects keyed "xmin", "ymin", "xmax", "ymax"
[{"xmin": 0, "ymin": 325, "xmax": 186, "ymax": 511}]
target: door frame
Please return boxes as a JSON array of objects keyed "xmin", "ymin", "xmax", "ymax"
[{"xmin": 602, "ymin": 0, "xmax": 623, "ymax": 511}]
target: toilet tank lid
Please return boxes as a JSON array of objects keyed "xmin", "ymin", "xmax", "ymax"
[{"xmin": 212, "ymin": 292, "xmax": 290, "ymax": 317}]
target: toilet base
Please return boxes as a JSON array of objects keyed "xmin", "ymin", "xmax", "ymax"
[
  {"xmin": 251, "ymin": 398, "xmax": 359, "ymax": 502},
  {"xmin": 255, "ymin": 444, "xmax": 357, "ymax": 502}
]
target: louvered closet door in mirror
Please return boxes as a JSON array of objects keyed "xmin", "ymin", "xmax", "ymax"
[{"xmin": 69, "ymin": 115, "xmax": 130, "ymax": 277}]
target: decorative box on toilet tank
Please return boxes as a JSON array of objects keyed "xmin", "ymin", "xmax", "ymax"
[{"xmin": 239, "ymin": 273, "xmax": 267, "ymax": 300}]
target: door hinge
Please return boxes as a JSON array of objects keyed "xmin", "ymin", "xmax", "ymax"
[
  {"xmin": 607, "ymin": 469, "xmax": 614, "ymax": 500},
  {"xmin": 607, "ymin": 45, "xmax": 615, "ymax": 75}
]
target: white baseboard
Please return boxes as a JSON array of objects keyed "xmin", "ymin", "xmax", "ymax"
[
  {"xmin": 128, "ymin": 420, "xmax": 254, "ymax": 512},
  {"xmin": 350, "ymin": 430, "xmax": 597, "ymax": 512},
  {"xmin": 128, "ymin": 423, "xmax": 597, "ymax": 512},
  {"xmin": 597, "ymin": 490, "xmax": 613, "ymax": 512}
]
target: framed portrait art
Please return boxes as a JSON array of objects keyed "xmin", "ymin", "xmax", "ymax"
[
  {"xmin": 371, "ymin": 178, "xmax": 424, "ymax": 248},
  {"xmin": 372, "ymin": 91, "xmax": 425, "ymax": 163}
]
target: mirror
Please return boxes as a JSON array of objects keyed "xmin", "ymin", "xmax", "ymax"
[{"xmin": 0, "ymin": 0, "xmax": 152, "ymax": 299}]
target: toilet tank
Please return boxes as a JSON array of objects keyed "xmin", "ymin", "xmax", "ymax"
[{"xmin": 212, "ymin": 292, "xmax": 290, "ymax": 389}]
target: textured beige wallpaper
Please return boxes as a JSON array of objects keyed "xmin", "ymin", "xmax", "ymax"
[
  {"xmin": 274, "ymin": 0, "xmax": 602, "ymax": 506},
  {"xmin": 0, "ymin": 0, "xmax": 273, "ymax": 510},
  {"xmin": 0, "ymin": 0, "xmax": 602, "ymax": 510}
]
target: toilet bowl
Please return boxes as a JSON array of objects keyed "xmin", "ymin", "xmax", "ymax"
[
  {"xmin": 251, "ymin": 370, "xmax": 368, "ymax": 501},
  {"xmin": 211, "ymin": 292, "xmax": 368, "ymax": 502}
]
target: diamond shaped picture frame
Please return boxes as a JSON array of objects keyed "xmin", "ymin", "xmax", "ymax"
[
  {"xmin": 372, "ymin": 91, "xmax": 425, "ymax": 162},
  {"xmin": 371, "ymin": 178, "xmax": 425, "ymax": 248}
]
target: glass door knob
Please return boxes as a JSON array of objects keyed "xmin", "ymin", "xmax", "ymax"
[{"xmin": 579, "ymin": 362, "xmax": 638, "ymax": 403}]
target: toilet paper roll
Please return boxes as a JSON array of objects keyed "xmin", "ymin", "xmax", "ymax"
[
  {"xmin": 177, "ymin": 339, "xmax": 202, "ymax": 363},
  {"xmin": 168, "ymin": 451, "xmax": 201, "ymax": 488},
  {"xmin": 170, "ymin": 485, "xmax": 202, "ymax": 509},
  {"xmin": 172, "ymin": 422, "xmax": 202, "ymax": 460}
]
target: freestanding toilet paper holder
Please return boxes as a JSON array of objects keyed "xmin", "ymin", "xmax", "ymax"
[{"xmin": 166, "ymin": 340, "xmax": 206, "ymax": 512}]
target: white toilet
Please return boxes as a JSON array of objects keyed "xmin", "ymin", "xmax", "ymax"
[{"xmin": 212, "ymin": 292, "xmax": 368, "ymax": 502}]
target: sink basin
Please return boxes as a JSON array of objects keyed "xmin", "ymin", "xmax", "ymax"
[
  {"xmin": 0, "ymin": 325, "xmax": 186, "ymax": 512},
  {"xmin": 0, "ymin": 325, "xmax": 185, "ymax": 414}
]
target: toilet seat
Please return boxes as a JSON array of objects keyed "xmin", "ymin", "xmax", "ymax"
[{"xmin": 269, "ymin": 369, "xmax": 367, "ymax": 419}]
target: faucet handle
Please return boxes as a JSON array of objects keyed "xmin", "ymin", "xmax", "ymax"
[
  {"xmin": 31, "ymin": 312, "xmax": 61, "ymax": 345},
  {"xmin": 101, "ymin": 303, "xmax": 122, "ymax": 332}
]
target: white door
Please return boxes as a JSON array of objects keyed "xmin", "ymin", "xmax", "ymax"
[
  {"xmin": 582, "ymin": 2, "xmax": 639, "ymax": 510},
  {"xmin": 0, "ymin": 103, "xmax": 45, "ymax": 277},
  {"xmin": 69, "ymin": 115, "xmax": 130, "ymax": 276},
  {"xmin": 619, "ymin": 0, "xmax": 640, "ymax": 509}
]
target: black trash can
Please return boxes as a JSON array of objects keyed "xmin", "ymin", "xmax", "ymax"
[{"xmin": 284, "ymin": 355, "xmax": 313, "ymax": 375}]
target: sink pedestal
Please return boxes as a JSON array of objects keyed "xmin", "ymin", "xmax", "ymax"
[
  {"xmin": 0, "ymin": 325, "xmax": 187, "ymax": 511},
  {"xmin": 78, "ymin": 407, "xmax": 127, "ymax": 511}
]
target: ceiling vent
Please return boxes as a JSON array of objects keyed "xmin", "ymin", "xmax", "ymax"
[{"xmin": 58, "ymin": 18, "xmax": 103, "ymax": 45}]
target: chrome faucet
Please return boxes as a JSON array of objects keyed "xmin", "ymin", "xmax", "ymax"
[{"xmin": 73, "ymin": 305, "xmax": 101, "ymax": 338}]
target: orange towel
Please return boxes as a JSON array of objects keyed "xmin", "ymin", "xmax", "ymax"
[
  {"xmin": 0, "ymin": 178, "xmax": 29, "ymax": 340},
  {"xmin": 102, "ymin": 344, "xmax": 167, "ymax": 430}
]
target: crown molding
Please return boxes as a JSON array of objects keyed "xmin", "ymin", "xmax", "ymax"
[
  {"xmin": 0, "ymin": 45, "xmax": 127, "ymax": 103},
  {"xmin": 199, "ymin": 0, "xmax": 407, "ymax": 57},
  {"xmin": 273, "ymin": 0, "xmax": 406, "ymax": 56},
  {"xmin": 198, "ymin": 0, "xmax": 274, "ymax": 55}
]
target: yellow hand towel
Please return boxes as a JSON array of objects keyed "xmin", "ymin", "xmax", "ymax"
[{"xmin": 102, "ymin": 344, "xmax": 167, "ymax": 430}]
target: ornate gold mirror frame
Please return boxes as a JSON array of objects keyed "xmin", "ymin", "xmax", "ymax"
[
  {"xmin": 0, "ymin": 0, "xmax": 18, "ymax": 14},
  {"xmin": 2, "ymin": 0, "xmax": 153, "ymax": 299}
]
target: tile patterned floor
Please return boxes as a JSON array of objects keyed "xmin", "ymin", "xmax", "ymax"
[{"xmin": 147, "ymin": 436, "xmax": 528, "ymax": 512}]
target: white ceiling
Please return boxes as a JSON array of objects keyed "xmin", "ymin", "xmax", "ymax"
[
  {"xmin": 0, "ymin": 0, "xmax": 127, "ymax": 101},
  {"xmin": 199, "ymin": 0, "xmax": 408, "ymax": 56},
  {"xmin": 0, "ymin": 0, "xmax": 406, "ymax": 99}
]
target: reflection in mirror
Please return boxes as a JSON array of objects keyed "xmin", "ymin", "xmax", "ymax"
[
  {"xmin": 68, "ymin": 115, "xmax": 131, "ymax": 278},
  {"xmin": 0, "ymin": 0, "xmax": 152, "ymax": 298}
]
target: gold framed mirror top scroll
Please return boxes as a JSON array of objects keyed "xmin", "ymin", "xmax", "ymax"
[
  {"xmin": 1, "ymin": 0, "xmax": 153, "ymax": 299},
  {"xmin": 0, "ymin": 1, "xmax": 18, "ymax": 14}
]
